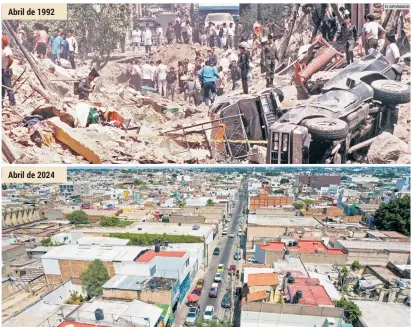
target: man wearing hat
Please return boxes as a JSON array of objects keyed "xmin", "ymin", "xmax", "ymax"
[
  {"xmin": 2, "ymin": 36, "xmax": 16, "ymax": 106},
  {"xmin": 238, "ymin": 42, "xmax": 250, "ymax": 94},
  {"xmin": 77, "ymin": 68, "xmax": 99, "ymax": 100},
  {"xmin": 260, "ymin": 34, "xmax": 279, "ymax": 87},
  {"xmin": 385, "ymin": 33, "xmax": 400, "ymax": 65}
]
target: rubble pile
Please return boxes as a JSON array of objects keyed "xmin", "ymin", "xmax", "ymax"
[{"xmin": 151, "ymin": 43, "xmax": 211, "ymax": 67}]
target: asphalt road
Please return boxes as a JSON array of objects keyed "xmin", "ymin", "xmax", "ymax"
[{"xmin": 197, "ymin": 180, "xmax": 247, "ymax": 323}]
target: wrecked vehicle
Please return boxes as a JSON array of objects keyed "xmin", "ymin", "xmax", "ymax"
[
  {"xmin": 209, "ymin": 88, "xmax": 283, "ymax": 160},
  {"xmin": 267, "ymin": 51, "xmax": 410, "ymax": 164},
  {"xmin": 295, "ymin": 34, "xmax": 345, "ymax": 92}
]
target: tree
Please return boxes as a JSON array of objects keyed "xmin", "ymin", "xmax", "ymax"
[
  {"xmin": 178, "ymin": 201, "xmax": 186, "ymax": 208},
  {"xmin": 280, "ymin": 178, "xmax": 290, "ymax": 184},
  {"xmin": 206, "ymin": 199, "xmax": 215, "ymax": 206},
  {"xmin": 100, "ymin": 216, "xmax": 131, "ymax": 227},
  {"xmin": 41, "ymin": 237, "xmax": 54, "ymax": 247},
  {"xmin": 172, "ymin": 173, "xmax": 177, "ymax": 178},
  {"xmin": 67, "ymin": 210, "xmax": 89, "ymax": 225},
  {"xmin": 303, "ymin": 199, "xmax": 316, "ymax": 206},
  {"xmin": 195, "ymin": 320, "xmax": 233, "ymax": 327},
  {"xmin": 292, "ymin": 202, "xmax": 304, "ymax": 210},
  {"xmin": 80, "ymin": 259, "xmax": 110, "ymax": 297},
  {"xmin": 350, "ymin": 260, "xmax": 361, "ymax": 271},
  {"xmin": 272, "ymin": 189, "xmax": 284, "ymax": 194},
  {"xmin": 334, "ymin": 297, "xmax": 362, "ymax": 323},
  {"xmin": 373, "ymin": 195, "xmax": 410, "ymax": 236}
]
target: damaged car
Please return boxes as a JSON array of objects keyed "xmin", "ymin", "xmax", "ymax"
[
  {"xmin": 267, "ymin": 50, "xmax": 410, "ymax": 164},
  {"xmin": 209, "ymin": 88, "xmax": 283, "ymax": 160}
]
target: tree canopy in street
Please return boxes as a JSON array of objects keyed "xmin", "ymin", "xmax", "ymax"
[{"xmin": 373, "ymin": 195, "xmax": 410, "ymax": 236}]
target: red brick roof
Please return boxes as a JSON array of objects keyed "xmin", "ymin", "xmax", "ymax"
[
  {"xmin": 248, "ymin": 273, "xmax": 279, "ymax": 286},
  {"xmin": 288, "ymin": 240, "xmax": 345, "ymax": 255},
  {"xmin": 246, "ymin": 290, "xmax": 268, "ymax": 302},
  {"xmin": 258, "ymin": 242, "xmax": 285, "ymax": 252},
  {"xmin": 286, "ymin": 277, "xmax": 334, "ymax": 306},
  {"xmin": 136, "ymin": 250, "xmax": 186, "ymax": 262}
]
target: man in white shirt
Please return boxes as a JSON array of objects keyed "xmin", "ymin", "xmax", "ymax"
[
  {"xmin": 132, "ymin": 27, "xmax": 142, "ymax": 53},
  {"xmin": 186, "ymin": 22, "xmax": 193, "ymax": 45},
  {"xmin": 129, "ymin": 60, "xmax": 142, "ymax": 91},
  {"xmin": 66, "ymin": 30, "xmax": 78, "ymax": 69},
  {"xmin": 143, "ymin": 26, "xmax": 152, "ymax": 54},
  {"xmin": 2, "ymin": 37, "xmax": 16, "ymax": 106},
  {"xmin": 221, "ymin": 23, "xmax": 228, "ymax": 48},
  {"xmin": 156, "ymin": 24, "xmax": 163, "ymax": 49},
  {"xmin": 385, "ymin": 33, "xmax": 400, "ymax": 65},
  {"xmin": 227, "ymin": 23, "xmax": 235, "ymax": 49},
  {"xmin": 150, "ymin": 61, "xmax": 157, "ymax": 89},
  {"xmin": 156, "ymin": 60, "xmax": 168, "ymax": 97},
  {"xmin": 365, "ymin": 14, "xmax": 385, "ymax": 51},
  {"xmin": 141, "ymin": 61, "xmax": 153, "ymax": 87}
]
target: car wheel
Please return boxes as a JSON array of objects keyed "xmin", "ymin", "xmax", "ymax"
[
  {"xmin": 371, "ymin": 80, "xmax": 410, "ymax": 105},
  {"xmin": 304, "ymin": 118, "xmax": 348, "ymax": 141}
]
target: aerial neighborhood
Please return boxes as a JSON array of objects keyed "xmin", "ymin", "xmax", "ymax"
[{"xmin": 1, "ymin": 167, "xmax": 410, "ymax": 327}]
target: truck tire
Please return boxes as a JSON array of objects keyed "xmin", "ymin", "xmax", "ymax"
[
  {"xmin": 371, "ymin": 80, "xmax": 410, "ymax": 104},
  {"xmin": 304, "ymin": 118, "xmax": 348, "ymax": 141}
]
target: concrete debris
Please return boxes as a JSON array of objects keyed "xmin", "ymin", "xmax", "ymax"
[
  {"xmin": 367, "ymin": 132, "xmax": 410, "ymax": 164},
  {"xmin": 247, "ymin": 146, "xmax": 267, "ymax": 164}
]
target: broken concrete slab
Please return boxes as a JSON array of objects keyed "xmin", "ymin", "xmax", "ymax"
[
  {"xmin": 247, "ymin": 145, "xmax": 267, "ymax": 164},
  {"xmin": 46, "ymin": 117, "xmax": 102, "ymax": 164},
  {"xmin": 367, "ymin": 132, "xmax": 410, "ymax": 164},
  {"xmin": 2, "ymin": 134, "xmax": 21, "ymax": 163}
]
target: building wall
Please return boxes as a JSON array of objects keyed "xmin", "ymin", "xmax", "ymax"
[
  {"xmin": 298, "ymin": 252, "xmax": 347, "ymax": 265},
  {"xmin": 387, "ymin": 252, "xmax": 410, "ymax": 265},
  {"xmin": 103, "ymin": 288, "xmax": 172, "ymax": 306},
  {"xmin": 249, "ymin": 194, "xmax": 293, "ymax": 212},
  {"xmin": 2, "ymin": 280, "xmax": 20, "ymax": 300},
  {"xmin": 346, "ymin": 250, "xmax": 390, "ymax": 266},
  {"xmin": 247, "ymin": 226, "xmax": 287, "ymax": 241},
  {"xmin": 343, "ymin": 215, "xmax": 362, "ymax": 223},
  {"xmin": 255, "ymin": 208, "xmax": 295, "ymax": 215}
]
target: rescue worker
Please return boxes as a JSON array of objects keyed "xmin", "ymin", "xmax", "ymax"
[
  {"xmin": 238, "ymin": 42, "xmax": 250, "ymax": 94},
  {"xmin": 77, "ymin": 68, "xmax": 99, "ymax": 100},
  {"xmin": 335, "ymin": 15, "xmax": 358, "ymax": 65},
  {"xmin": 260, "ymin": 35, "xmax": 279, "ymax": 87}
]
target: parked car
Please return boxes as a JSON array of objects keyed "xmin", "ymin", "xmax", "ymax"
[
  {"xmin": 196, "ymin": 279, "xmax": 204, "ymax": 290},
  {"xmin": 203, "ymin": 305, "xmax": 215, "ymax": 321},
  {"xmin": 213, "ymin": 247, "xmax": 220, "ymax": 255},
  {"xmin": 234, "ymin": 251, "xmax": 241, "ymax": 260},
  {"xmin": 228, "ymin": 265, "xmax": 236, "ymax": 275},
  {"xmin": 221, "ymin": 292, "xmax": 232, "ymax": 308},
  {"xmin": 209, "ymin": 285, "xmax": 218, "ymax": 298},
  {"xmin": 185, "ymin": 306, "xmax": 200, "ymax": 325},
  {"xmin": 247, "ymin": 257, "xmax": 258, "ymax": 264},
  {"xmin": 222, "ymin": 229, "xmax": 228, "ymax": 236},
  {"xmin": 217, "ymin": 264, "xmax": 224, "ymax": 272},
  {"xmin": 191, "ymin": 288, "xmax": 201, "ymax": 296},
  {"xmin": 267, "ymin": 50, "xmax": 409, "ymax": 164},
  {"xmin": 214, "ymin": 273, "xmax": 223, "ymax": 282},
  {"xmin": 228, "ymin": 233, "xmax": 235, "ymax": 238}
]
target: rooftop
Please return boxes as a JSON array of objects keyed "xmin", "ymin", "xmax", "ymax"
[
  {"xmin": 102, "ymin": 275, "xmax": 177, "ymax": 291},
  {"xmin": 76, "ymin": 237, "xmax": 130, "ymax": 246},
  {"xmin": 354, "ymin": 301, "xmax": 410, "ymax": 327},
  {"xmin": 380, "ymin": 231, "xmax": 409, "ymax": 239},
  {"xmin": 245, "ymin": 290, "xmax": 268, "ymax": 302},
  {"xmin": 135, "ymin": 250, "xmax": 187, "ymax": 263},
  {"xmin": 2, "ymin": 244, "xmax": 22, "ymax": 252},
  {"xmin": 336, "ymin": 239, "xmax": 411, "ymax": 252},
  {"xmin": 286, "ymin": 277, "xmax": 334, "ymax": 307},
  {"xmin": 288, "ymin": 240, "xmax": 345, "ymax": 255},
  {"xmin": 58, "ymin": 323, "xmax": 110, "ymax": 327},
  {"xmin": 248, "ymin": 215, "xmax": 321, "ymax": 227},
  {"xmin": 258, "ymin": 242, "xmax": 286, "ymax": 252},
  {"xmin": 248, "ymin": 273, "xmax": 280, "ymax": 287}
]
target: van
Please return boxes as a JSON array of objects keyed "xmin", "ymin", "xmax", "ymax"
[{"xmin": 205, "ymin": 13, "xmax": 234, "ymax": 27}]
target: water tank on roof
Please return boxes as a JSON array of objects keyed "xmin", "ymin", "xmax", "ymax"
[
  {"xmin": 154, "ymin": 244, "xmax": 161, "ymax": 252},
  {"xmin": 293, "ymin": 241, "xmax": 298, "ymax": 246},
  {"xmin": 288, "ymin": 276, "xmax": 295, "ymax": 284},
  {"xmin": 295, "ymin": 290, "xmax": 303, "ymax": 304},
  {"xmin": 285, "ymin": 271, "xmax": 291, "ymax": 278},
  {"xmin": 288, "ymin": 241, "xmax": 293, "ymax": 246},
  {"xmin": 150, "ymin": 281, "xmax": 157, "ymax": 289},
  {"xmin": 95, "ymin": 308, "xmax": 104, "ymax": 321},
  {"xmin": 164, "ymin": 240, "xmax": 169, "ymax": 247}
]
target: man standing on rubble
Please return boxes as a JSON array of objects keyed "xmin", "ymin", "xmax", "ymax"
[
  {"xmin": 141, "ymin": 60, "xmax": 154, "ymax": 88},
  {"xmin": 209, "ymin": 22, "xmax": 217, "ymax": 48},
  {"xmin": 156, "ymin": 24, "xmax": 163, "ymax": 49},
  {"xmin": 365, "ymin": 14, "xmax": 385, "ymax": 52},
  {"xmin": 166, "ymin": 22, "xmax": 175, "ymax": 44},
  {"xmin": 66, "ymin": 31, "xmax": 78, "ymax": 69},
  {"xmin": 261, "ymin": 35, "xmax": 279, "ymax": 88},
  {"xmin": 166, "ymin": 66, "xmax": 178, "ymax": 101},
  {"xmin": 132, "ymin": 26, "xmax": 142, "ymax": 53},
  {"xmin": 199, "ymin": 23, "xmax": 207, "ymax": 46},
  {"xmin": 238, "ymin": 42, "xmax": 250, "ymax": 94},
  {"xmin": 49, "ymin": 29, "xmax": 62, "ymax": 65},
  {"xmin": 60, "ymin": 33, "xmax": 69, "ymax": 60},
  {"xmin": 2, "ymin": 37, "xmax": 16, "ymax": 106},
  {"xmin": 143, "ymin": 26, "xmax": 152, "ymax": 54},
  {"xmin": 208, "ymin": 48, "xmax": 218, "ymax": 67},
  {"xmin": 198, "ymin": 60, "xmax": 220, "ymax": 106},
  {"xmin": 227, "ymin": 23, "xmax": 235, "ymax": 49},
  {"xmin": 156, "ymin": 60, "xmax": 168, "ymax": 97},
  {"xmin": 335, "ymin": 15, "xmax": 358, "ymax": 65},
  {"xmin": 77, "ymin": 68, "xmax": 99, "ymax": 100}
]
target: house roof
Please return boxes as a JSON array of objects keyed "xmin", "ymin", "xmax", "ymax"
[
  {"xmin": 258, "ymin": 242, "xmax": 285, "ymax": 252},
  {"xmin": 58, "ymin": 322, "xmax": 110, "ymax": 327},
  {"xmin": 288, "ymin": 240, "xmax": 345, "ymax": 255},
  {"xmin": 247, "ymin": 273, "xmax": 279, "ymax": 287},
  {"xmin": 246, "ymin": 290, "xmax": 268, "ymax": 302},
  {"xmin": 2, "ymin": 244, "xmax": 22, "ymax": 252},
  {"xmin": 380, "ymin": 231, "xmax": 409, "ymax": 239},
  {"xmin": 135, "ymin": 250, "xmax": 186, "ymax": 263},
  {"xmin": 286, "ymin": 277, "xmax": 334, "ymax": 306}
]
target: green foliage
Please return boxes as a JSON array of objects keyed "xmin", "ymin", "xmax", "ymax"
[
  {"xmin": 195, "ymin": 320, "xmax": 233, "ymax": 327},
  {"xmin": 80, "ymin": 259, "xmax": 110, "ymax": 297},
  {"xmin": 108, "ymin": 233, "xmax": 203, "ymax": 246},
  {"xmin": 41, "ymin": 237, "xmax": 54, "ymax": 247},
  {"xmin": 341, "ymin": 266, "xmax": 349, "ymax": 277},
  {"xmin": 67, "ymin": 210, "xmax": 89, "ymax": 225},
  {"xmin": 350, "ymin": 260, "xmax": 361, "ymax": 271},
  {"xmin": 2, "ymin": 183, "xmax": 7, "ymax": 190},
  {"xmin": 133, "ymin": 179, "xmax": 147, "ymax": 188},
  {"xmin": 206, "ymin": 199, "xmax": 215, "ymax": 206},
  {"xmin": 292, "ymin": 202, "xmax": 304, "ymax": 210},
  {"xmin": 65, "ymin": 291, "xmax": 85, "ymax": 305},
  {"xmin": 172, "ymin": 173, "xmax": 178, "ymax": 178},
  {"xmin": 303, "ymin": 199, "xmax": 316, "ymax": 206},
  {"xmin": 373, "ymin": 195, "xmax": 410, "ymax": 236},
  {"xmin": 178, "ymin": 201, "xmax": 186, "ymax": 208},
  {"xmin": 334, "ymin": 297, "xmax": 362, "ymax": 323},
  {"xmin": 100, "ymin": 216, "xmax": 131, "ymax": 227},
  {"xmin": 280, "ymin": 178, "xmax": 290, "ymax": 184},
  {"xmin": 271, "ymin": 189, "xmax": 284, "ymax": 194}
]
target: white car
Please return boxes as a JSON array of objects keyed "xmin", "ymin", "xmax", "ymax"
[
  {"xmin": 203, "ymin": 305, "xmax": 215, "ymax": 320},
  {"xmin": 205, "ymin": 13, "xmax": 235, "ymax": 28},
  {"xmin": 228, "ymin": 233, "xmax": 235, "ymax": 238},
  {"xmin": 222, "ymin": 229, "xmax": 228, "ymax": 235},
  {"xmin": 214, "ymin": 272, "xmax": 223, "ymax": 282}
]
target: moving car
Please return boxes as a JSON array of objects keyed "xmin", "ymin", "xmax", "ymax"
[
  {"xmin": 185, "ymin": 306, "xmax": 200, "ymax": 325},
  {"xmin": 228, "ymin": 265, "xmax": 236, "ymax": 275},
  {"xmin": 209, "ymin": 285, "xmax": 218, "ymax": 298},
  {"xmin": 267, "ymin": 50, "xmax": 409, "ymax": 164},
  {"xmin": 214, "ymin": 272, "xmax": 223, "ymax": 282},
  {"xmin": 221, "ymin": 292, "xmax": 232, "ymax": 308},
  {"xmin": 203, "ymin": 305, "xmax": 215, "ymax": 321},
  {"xmin": 228, "ymin": 233, "xmax": 235, "ymax": 238},
  {"xmin": 213, "ymin": 247, "xmax": 220, "ymax": 255},
  {"xmin": 191, "ymin": 288, "xmax": 201, "ymax": 296},
  {"xmin": 196, "ymin": 279, "xmax": 204, "ymax": 290},
  {"xmin": 217, "ymin": 264, "xmax": 224, "ymax": 272}
]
